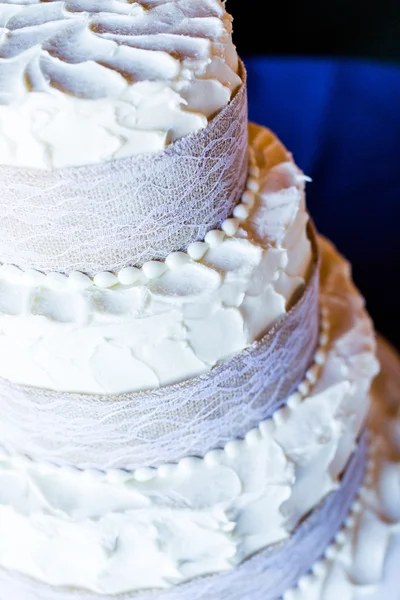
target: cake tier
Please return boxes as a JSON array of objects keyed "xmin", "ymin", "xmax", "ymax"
[
  {"xmin": 0, "ymin": 237, "xmax": 378, "ymax": 596},
  {"xmin": 282, "ymin": 339, "xmax": 400, "ymax": 600},
  {"xmin": 0, "ymin": 0, "xmax": 240, "ymax": 167},
  {"xmin": 0, "ymin": 2, "xmax": 247, "ymax": 274},
  {"xmin": 0, "ymin": 126, "xmax": 311, "ymax": 393}
]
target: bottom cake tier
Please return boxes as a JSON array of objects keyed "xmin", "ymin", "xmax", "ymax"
[
  {"xmin": 283, "ymin": 337, "xmax": 400, "ymax": 600},
  {"xmin": 0, "ymin": 237, "xmax": 398, "ymax": 600}
]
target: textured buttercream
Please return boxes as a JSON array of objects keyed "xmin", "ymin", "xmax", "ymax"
[
  {"xmin": 283, "ymin": 339, "xmax": 400, "ymax": 600},
  {"xmin": 0, "ymin": 238, "xmax": 379, "ymax": 594},
  {"xmin": 0, "ymin": 0, "xmax": 240, "ymax": 167}
]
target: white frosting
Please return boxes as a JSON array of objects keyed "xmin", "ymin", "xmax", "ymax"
[
  {"xmin": 0, "ymin": 237, "xmax": 378, "ymax": 594},
  {"xmin": 0, "ymin": 131, "xmax": 312, "ymax": 393},
  {"xmin": 283, "ymin": 337, "xmax": 400, "ymax": 600},
  {"xmin": 0, "ymin": 0, "xmax": 241, "ymax": 167}
]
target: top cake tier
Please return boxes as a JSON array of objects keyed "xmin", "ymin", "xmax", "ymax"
[
  {"xmin": 0, "ymin": 0, "xmax": 248, "ymax": 273},
  {"xmin": 0, "ymin": 0, "xmax": 241, "ymax": 168}
]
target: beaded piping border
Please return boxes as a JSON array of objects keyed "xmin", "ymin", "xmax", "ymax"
[
  {"xmin": 0, "ymin": 306, "xmax": 330, "ymax": 479},
  {"xmin": 0, "ymin": 149, "xmax": 264, "ymax": 290}
]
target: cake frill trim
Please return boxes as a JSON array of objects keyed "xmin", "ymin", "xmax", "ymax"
[{"xmin": 0, "ymin": 148, "xmax": 260, "ymax": 289}]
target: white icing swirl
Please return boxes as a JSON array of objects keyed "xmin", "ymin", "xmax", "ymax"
[{"xmin": 0, "ymin": 0, "xmax": 240, "ymax": 167}]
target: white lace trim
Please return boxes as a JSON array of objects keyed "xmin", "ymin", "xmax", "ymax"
[
  {"xmin": 0, "ymin": 148, "xmax": 259, "ymax": 289},
  {"xmin": 0, "ymin": 306, "xmax": 329, "ymax": 478}
]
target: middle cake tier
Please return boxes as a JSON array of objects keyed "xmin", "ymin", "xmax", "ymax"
[{"xmin": 0, "ymin": 125, "xmax": 311, "ymax": 394}]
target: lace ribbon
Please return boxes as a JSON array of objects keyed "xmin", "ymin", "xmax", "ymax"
[
  {"xmin": 0, "ymin": 65, "xmax": 248, "ymax": 275},
  {"xmin": 0, "ymin": 232, "xmax": 319, "ymax": 470},
  {"xmin": 0, "ymin": 432, "xmax": 367, "ymax": 600}
]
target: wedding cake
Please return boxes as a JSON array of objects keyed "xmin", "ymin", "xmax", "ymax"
[{"xmin": 0, "ymin": 2, "xmax": 399, "ymax": 599}]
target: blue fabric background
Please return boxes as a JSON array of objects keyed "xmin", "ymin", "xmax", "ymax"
[{"xmin": 245, "ymin": 57, "xmax": 400, "ymax": 349}]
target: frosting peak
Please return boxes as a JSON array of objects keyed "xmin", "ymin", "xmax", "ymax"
[{"xmin": 0, "ymin": 0, "xmax": 241, "ymax": 167}]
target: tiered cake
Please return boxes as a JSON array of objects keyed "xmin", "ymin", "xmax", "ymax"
[{"xmin": 0, "ymin": 2, "xmax": 399, "ymax": 599}]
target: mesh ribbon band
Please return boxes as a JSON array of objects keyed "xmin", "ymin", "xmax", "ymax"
[
  {"xmin": 0, "ymin": 64, "xmax": 248, "ymax": 275},
  {"xmin": 0, "ymin": 432, "xmax": 367, "ymax": 600},
  {"xmin": 0, "ymin": 228, "xmax": 320, "ymax": 470}
]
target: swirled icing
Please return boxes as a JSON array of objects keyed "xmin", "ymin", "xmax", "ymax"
[
  {"xmin": 0, "ymin": 0, "xmax": 241, "ymax": 167},
  {"xmin": 0, "ymin": 127, "xmax": 312, "ymax": 393},
  {"xmin": 0, "ymin": 237, "xmax": 378, "ymax": 594}
]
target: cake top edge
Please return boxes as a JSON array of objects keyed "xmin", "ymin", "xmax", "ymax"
[{"xmin": 0, "ymin": 0, "xmax": 241, "ymax": 168}]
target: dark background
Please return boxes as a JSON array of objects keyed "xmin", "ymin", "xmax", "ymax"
[
  {"xmin": 227, "ymin": 0, "xmax": 400, "ymax": 62},
  {"xmin": 227, "ymin": 1, "xmax": 400, "ymax": 350}
]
